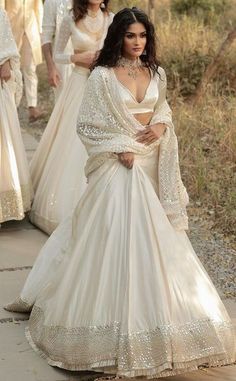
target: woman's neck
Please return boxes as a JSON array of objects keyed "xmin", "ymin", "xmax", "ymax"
[
  {"xmin": 87, "ymin": 5, "xmax": 101, "ymax": 15},
  {"xmin": 122, "ymin": 54, "xmax": 139, "ymax": 62}
]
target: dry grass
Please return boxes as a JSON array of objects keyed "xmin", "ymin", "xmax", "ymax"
[
  {"xmin": 154, "ymin": 8, "xmax": 236, "ymax": 240},
  {"xmin": 173, "ymin": 92, "xmax": 236, "ymax": 237}
]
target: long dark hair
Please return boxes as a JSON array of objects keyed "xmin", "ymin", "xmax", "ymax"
[
  {"xmin": 72, "ymin": 0, "xmax": 110, "ymax": 22},
  {"xmin": 94, "ymin": 7, "xmax": 160, "ymax": 73}
]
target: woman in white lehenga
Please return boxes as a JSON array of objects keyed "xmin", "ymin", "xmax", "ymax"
[
  {"xmin": 5, "ymin": 7, "xmax": 235, "ymax": 378},
  {"xmin": 0, "ymin": 8, "xmax": 32, "ymax": 223},
  {"xmin": 29, "ymin": 0, "xmax": 113, "ymax": 234}
]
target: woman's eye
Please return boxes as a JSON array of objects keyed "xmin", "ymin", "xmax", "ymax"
[{"xmin": 126, "ymin": 34, "xmax": 133, "ymax": 39}]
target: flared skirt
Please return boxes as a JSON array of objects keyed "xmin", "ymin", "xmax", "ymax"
[{"xmin": 20, "ymin": 151, "xmax": 235, "ymax": 377}]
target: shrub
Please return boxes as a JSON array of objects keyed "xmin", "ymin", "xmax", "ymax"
[{"xmin": 171, "ymin": 0, "xmax": 229, "ymax": 24}]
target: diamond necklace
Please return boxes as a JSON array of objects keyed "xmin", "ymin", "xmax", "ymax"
[{"xmin": 117, "ymin": 57, "xmax": 143, "ymax": 80}]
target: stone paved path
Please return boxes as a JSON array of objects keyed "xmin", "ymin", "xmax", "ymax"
[{"xmin": 0, "ymin": 130, "xmax": 235, "ymax": 381}]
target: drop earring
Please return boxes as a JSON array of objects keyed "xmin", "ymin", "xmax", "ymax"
[{"xmin": 100, "ymin": 2, "xmax": 105, "ymax": 9}]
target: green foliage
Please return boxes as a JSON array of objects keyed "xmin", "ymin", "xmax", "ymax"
[
  {"xmin": 171, "ymin": 0, "xmax": 229, "ymax": 24},
  {"xmin": 164, "ymin": 51, "xmax": 212, "ymax": 97}
]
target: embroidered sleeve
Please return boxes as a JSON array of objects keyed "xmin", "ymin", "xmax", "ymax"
[
  {"xmin": 151, "ymin": 67, "xmax": 173, "ymax": 129},
  {"xmin": 54, "ymin": 15, "xmax": 72, "ymax": 64},
  {"xmin": 0, "ymin": 9, "xmax": 22, "ymax": 105},
  {"xmin": 41, "ymin": 0, "xmax": 57, "ymax": 46},
  {"xmin": 0, "ymin": 9, "xmax": 19, "ymax": 65}
]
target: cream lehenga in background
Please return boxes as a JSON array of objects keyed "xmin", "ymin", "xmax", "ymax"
[
  {"xmin": 5, "ymin": 66, "xmax": 235, "ymax": 377},
  {"xmin": 0, "ymin": 8, "xmax": 32, "ymax": 223},
  {"xmin": 29, "ymin": 9, "xmax": 114, "ymax": 234}
]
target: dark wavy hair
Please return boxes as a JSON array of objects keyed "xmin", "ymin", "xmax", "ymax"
[
  {"xmin": 72, "ymin": 0, "xmax": 110, "ymax": 22},
  {"xmin": 94, "ymin": 7, "xmax": 160, "ymax": 73}
]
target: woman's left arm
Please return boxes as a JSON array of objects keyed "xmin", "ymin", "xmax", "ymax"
[{"xmin": 136, "ymin": 67, "xmax": 173, "ymax": 145}]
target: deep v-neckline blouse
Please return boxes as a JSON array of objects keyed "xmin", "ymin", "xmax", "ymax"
[{"xmin": 112, "ymin": 70, "xmax": 159, "ymax": 114}]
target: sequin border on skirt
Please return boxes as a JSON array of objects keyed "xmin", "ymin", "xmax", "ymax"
[
  {"xmin": 26, "ymin": 305, "xmax": 236, "ymax": 378},
  {"xmin": 0, "ymin": 184, "xmax": 32, "ymax": 223}
]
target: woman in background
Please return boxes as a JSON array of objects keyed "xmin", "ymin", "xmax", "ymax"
[
  {"xmin": 29, "ymin": 0, "xmax": 113, "ymax": 235},
  {"xmin": 0, "ymin": 8, "xmax": 32, "ymax": 224}
]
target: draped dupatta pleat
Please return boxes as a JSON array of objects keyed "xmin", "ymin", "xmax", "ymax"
[{"xmin": 77, "ymin": 66, "xmax": 189, "ymax": 230}]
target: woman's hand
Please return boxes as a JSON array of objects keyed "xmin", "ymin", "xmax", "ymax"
[
  {"xmin": 136, "ymin": 123, "xmax": 166, "ymax": 145},
  {"xmin": 118, "ymin": 152, "xmax": 134, "ymax": 169},
  {"xmin": 71, "ymin": 51, "xmax": 96, "ymax": 68},
  {"xmin": 0, "ymin": 60, "xmax": 11, "ymax": 84},
  {"xmin": 47, "ymin": 65, "xmax": 61, "ymax": 88}
]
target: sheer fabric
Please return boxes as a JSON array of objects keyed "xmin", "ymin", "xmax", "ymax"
[{"xmin": 41, "ymin": 0, "xmax": 73, "ymax": 99}]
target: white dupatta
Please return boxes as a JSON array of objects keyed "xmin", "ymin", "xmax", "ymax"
[
  {"xmin": 77, "ymin": 66, "xmax": 189, "ymax": 230},
  {"xmin": 0, "ymin": 8, "xmax": 22, "ymax": 105}
]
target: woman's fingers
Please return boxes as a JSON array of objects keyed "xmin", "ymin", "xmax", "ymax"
[
  {"xmin": 137, "ymin": 131, "xmax": 157, "ymax": 144},
  {"xmin": 136, "ymin": 131, "xmax": 153, "ymax": 142},
  {"xmin": 118, "ymin": 153, "xmax": 134, "ymax": 169}
]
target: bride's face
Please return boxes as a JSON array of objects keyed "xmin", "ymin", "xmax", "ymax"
[{"xmin": 122, "ymin": 22, "xmax": 147, "ymax": 60}]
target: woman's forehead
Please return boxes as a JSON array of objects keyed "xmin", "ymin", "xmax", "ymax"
[{"xmin": 126, "ymin": 22, "xmax": 146, "ymax": 33}]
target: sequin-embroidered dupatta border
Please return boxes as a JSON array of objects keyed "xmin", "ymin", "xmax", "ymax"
[
  {"xmin": 26, "ymin": 306, "xmax": 236, "ymax": 377},
  {"xmin": 0, "ymin": 184, "xmax": 32, "ymax": 223}
]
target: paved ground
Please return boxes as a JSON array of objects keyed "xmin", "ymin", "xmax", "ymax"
[{"xmin": 0, "ymin": 130, "xmax": 235, "ymax": 381}]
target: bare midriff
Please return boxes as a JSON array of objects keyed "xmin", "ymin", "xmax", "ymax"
[{"xmin": 133, "ymin": 112, "xmax": 154, "ymax": 126}]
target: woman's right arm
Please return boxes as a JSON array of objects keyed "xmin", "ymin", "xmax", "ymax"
[
  {"xmin": 118, "ymin": 152, "xmax": 134, "ymax": 169},
  {"xmin": 41, "ymin": 0, "xmax": 61, "ymax": 87},
  {"xmin": 54, "ymin": 16, "xmax": 73, "ymax": 65},
  {"xmin": 54, "ymin": 16, "xmax": 96, "ymax": 68},
  {"xmin": 0, "ymin": 60, "xmax": 11, "ymax": 83}
]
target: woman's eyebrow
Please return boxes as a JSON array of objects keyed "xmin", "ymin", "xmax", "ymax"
[{"xmin": 125, "ymin": 31, "xmax": 146, "ymax": 35}]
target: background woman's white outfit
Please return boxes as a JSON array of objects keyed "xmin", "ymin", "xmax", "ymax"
[
  {"xmin": 29, "ymin": 11, "xmax": 114, "ymax": 234},
  {"xmin": 0, "ymin": 8, "xmax": 33, "ymax": 223},
  {"xmin": 41, "ymin": 0, "xmax": 73, "ymax": 101},
  {"xmin": 0, "ymin": 0, "xmax": 43, "ymax": 108},
  {"xmin": 6, "ymin": 67, "xmax": 235, "ymax": 378}
]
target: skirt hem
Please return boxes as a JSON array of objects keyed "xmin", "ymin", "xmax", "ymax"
[{"xmin": 25, "ymin": 325, "xmax": 236, "ymax": 379}]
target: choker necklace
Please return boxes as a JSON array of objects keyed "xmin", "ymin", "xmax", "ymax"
[
  {"xmin": 87, "ymin": 8, "xmax": 100, "ymax": 18},
  {"xmin": 84, "ymin": 8, "xmax": 104, "ymax": 34},
  {"xmin": 117, "ymin": 57, "xmax": 143, "ymax": 80}
]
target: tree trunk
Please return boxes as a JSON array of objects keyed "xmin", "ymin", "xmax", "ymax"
[
  {"xmin": 190, "ymin": 28, "xmax": 236, "ymax": 105},
  {"xmin": 148, "ymin": 0, "xmax": 155, "ymax": 24}
]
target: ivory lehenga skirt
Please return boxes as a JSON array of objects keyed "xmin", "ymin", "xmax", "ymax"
[
  {"xmin": 29, "ymin": 66, "xmax": 89, "ymax": 234},
  {"xmin": 5, "ymin": 149, "xmax": 236, "ymax": 377},
  {"xmin": 0, "ymin": 80, "xmax": 32, "ymax": 223}
]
